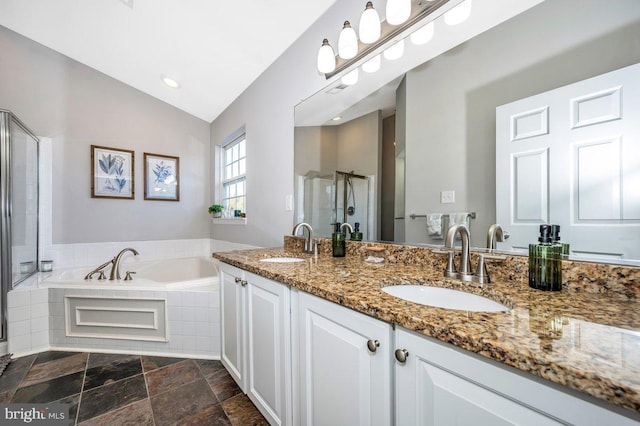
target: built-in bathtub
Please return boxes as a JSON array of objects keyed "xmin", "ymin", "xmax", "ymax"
[{"xmin": 8, "ymin": 257, "xmax": 221, "ymax": 359}]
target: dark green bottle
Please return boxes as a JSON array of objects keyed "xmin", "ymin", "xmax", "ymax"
[
  {"xmin": 551, "ymin": 225, "xmax": 570, "ymax": 257},
  {"xmin": 528, "ymin": 225, "xmax": 562, "ymax": 291},
  {"xmin": 351, "ymin": 222, "xmax": 363, "ymax": 241},
  {"xmin": 332, "ymin": 222, "xmax": 345, "ymax": 257}
]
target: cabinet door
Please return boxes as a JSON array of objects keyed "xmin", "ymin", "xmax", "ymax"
[
  {"xmin": 296, "ymin": 291, "xmax": 392, "ymax": 426},
  {"xmin": 219, "ymin": 264, "xmax": 246, "ymax": 390},
  {"xmin": 246, "ymin": 272, "xmax": 292, "ymax": 426}
]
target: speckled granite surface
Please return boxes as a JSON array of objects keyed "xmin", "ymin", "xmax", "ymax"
[{"xmin": 213, "ymin": 237, "xmax": 640, "ymax": 416}]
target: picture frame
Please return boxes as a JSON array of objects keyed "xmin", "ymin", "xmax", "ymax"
[
  {"xmin": 144, "ymin": 152, "xmax": 180, "ymax": 201},
  {"xmin": 91, "ymin": 145, "xmax": 134, "ymax": 199}
]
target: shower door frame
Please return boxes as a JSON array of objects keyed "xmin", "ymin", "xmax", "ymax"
[
  {"xmin": 0, "ymin": 110, "xmax": 40, "ymax": 342},
  {"xmin": 333, "ymin": 170, "xmax": 369, "ymax": 230}
]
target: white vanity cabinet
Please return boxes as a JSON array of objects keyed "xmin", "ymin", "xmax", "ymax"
[
  {"xmin": 394, "ymin": 327, "xmax": 637, "ymax": 426},
  {"xmin": 292, "ymin": 290, "xmax": 393, "ymax": 426},
  {"xmin": 219, "ymin": 263, "xmax": 292, "ymax": 426}
]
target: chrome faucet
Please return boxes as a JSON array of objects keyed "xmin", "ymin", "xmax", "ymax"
[
  {"xmin": 292, "ymin": 222, "xmax": 317, "ymax": 254},
  {"xmin": 340, "ymin": 222, "xmax": 353, "ymax": 236},
  {"xmin": 444, "ymin": 224, "xmax": 473, "ymax": 280},
  {"xmin": 109, "ymin": 248, "xmax": 139, "ymax": 280},
  {"xmin": 84, "ymin": 259, "xmax": 113, "ymax": 280},
  {"xmin": 487, "ymin": 224, "xmax": 505, "ymax": 250}
]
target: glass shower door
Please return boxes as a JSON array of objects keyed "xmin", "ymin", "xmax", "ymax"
[{"xmin": 0, "ymin": 111, "xmax": 39, "ymax": 341}]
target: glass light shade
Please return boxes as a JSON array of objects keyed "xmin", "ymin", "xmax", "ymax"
[
  {"xmin": 338, "ymin": 21, "xmax": 358, "ymax": 59},
  {"xmin": 386, "ymin": 0, "xmax": 411, "ymax": 25},
  {"xmin": 444, "ymin": 0, "xmax": 472, "ymax": 26},
  {"xmin": 317, "ymin": 39, "xmax": 336, "ymax": 73},
  {"xmin": 359, "ymin": 2, "xmax": 381, "ymax": 44},
  {"xmin": 410, "ymin": 21, "xmax": 434, "ymax": 45},
  {"xmin": 362, "ymin": 54, "xmax": 381, "ymax": 73},
  {"xmin": 383, "ymin": 39, "xmax": 405, "ymax": 61},
  {"xmin": 341, "ymin": 68, "xmax": 359, "ymax": 86}
]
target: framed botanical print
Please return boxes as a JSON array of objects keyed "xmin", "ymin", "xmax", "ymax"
[
  {"xmin": 91, "ymin": 145, "xmax": 134, "ymax": 199},
  {"xmin": 144, "ymin": 152, "xmax": 180, "ymax": 201}
]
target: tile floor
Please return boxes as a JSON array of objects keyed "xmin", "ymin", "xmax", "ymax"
[{"xmin": 0, "ymin": 351, "xmax": 268, "ymax": 425}]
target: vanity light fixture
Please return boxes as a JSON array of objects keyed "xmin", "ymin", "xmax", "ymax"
[
  {"xmin": 338, "ymin": 21, "xmax": 359, "ymax": 59},
  {"xmin": 320, "ymin": 0, "xmax": 456, "ymax": 79},
  {"xmin": 341, "ymin": 68, "xmax": 359, "ymax": 86},
  {"xmin": 410, "ymin": 21, "xmax": 435, "ymax": 45},
  {"xmin": 317, "ymin": 39, "xmax": 337, "ymax": 73},
  {"xmin": 161, "ymin": 75, "xmax": 180, "ymax": 88},
  {"xmin": 383, "ymin": 39, "xmax": 405, "ymax": 60},
  {"xmin": 444, "ymin": 0, "xmax": 472, "ymax": 25},
  {"xmin": 359, "ymin": 2, "xmax": 382, "ymax": 44},
  {"xmin": 362, "ymin": 54, "xmax": 381, "ymax": 73},
  {"xmin": 386, "ymin": 0, "xmax": 411, "ymax": 25}
]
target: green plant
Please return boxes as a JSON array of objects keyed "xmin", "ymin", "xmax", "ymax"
[{"xmin": 208, "ymin": 204, "xmax": 224, "ymax": 214}]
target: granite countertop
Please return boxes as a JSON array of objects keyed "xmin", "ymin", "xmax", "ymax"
[{"xmin": 212, "ymin": 245, "xmax": 640, "ymax": 416}]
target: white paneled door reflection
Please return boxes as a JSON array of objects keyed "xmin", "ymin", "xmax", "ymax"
[{"xmin": 496, "ymin": 63, "xmax": 640, "ymax": 261}]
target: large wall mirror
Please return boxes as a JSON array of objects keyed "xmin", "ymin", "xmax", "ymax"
[{"xmin": 294, "ymin": 0, "xmax": 640, "ymax": 265}]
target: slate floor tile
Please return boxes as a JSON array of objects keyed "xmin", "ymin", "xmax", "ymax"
[
  {"xmin": 221, "ymin": 393, "xmax": 269, "ymax": 426},
  {"xmin": 83, "ymin": 357, "xmax": 142, "ymax": 391},
  {"xmin": 0, "ymin": 354, "xmax": 36, "ymax": 394},
  {"xmin": 141, "ymin": 355, "xmax": 185, "ymax": 373},
  {"xmin": 150, "ymin": 377, "xmax": 218, "ymax": 426},
  {"xmin": 11, "ymin": 371, "xmax": 84, "ymax": 403},
  {"xmin": 86, "ymin": 353, "xmax": 139, "ymax": 370},
  {"xmin": 206, "ymin": 369, "xmax": 242, "ymax": 403},
  {"xmin": 20, "ymin": 352, "xmax": 88, "ymax": 388},
  {"xmin": 196, "ymin": 359, "xmax": 227, "ymax": 378},
  {"xmin": 77, "ymin": 398, "xmax": 154, "ymax": 426},
  {"xmin": 76, "ymin": 374, "xmax": 148, "ymax": 423},
  {"xmin": 145, "ymin": 359, "xmax": 201, "ymax": 397}
]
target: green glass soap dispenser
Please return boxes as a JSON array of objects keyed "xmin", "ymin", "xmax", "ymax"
[
  {"xmin": 332, "ymin": 222, "xmax": 346, "ymax": 257},
  {"xmin": 351, "ymin": 222, "xmax": 363, "ymax": 241},
  {"xmin": 528, "ymin": 224, "xmax": 562, "ymax": 291}
]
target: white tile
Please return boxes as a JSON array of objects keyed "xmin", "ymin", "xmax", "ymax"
[
  {"xmin": 169, "ymin": 335, "xmax": 183, "ymax": 349},
  {"xmin": 10, "ymin": 320, "xmax": 30, "ymax": 337},
  {"xmin": 31, "ymin": 331, "xmax": 49, "ymax": 348},
  {"xmin": 183, "ymin": 336, "xmax": 197, "ymax": 351},
  {"xmin": 9, "ymin": 335, "xmax": 31, "ymax": 353},
  {"xmin": 52, "ymin": 316, "xmax": 65, "ymax": 330},
  {"xmin": 181, "ymin": 308, "xmax": 195, "ymax": 322},
  {"xmin": 30, "ymin": 289, "xmax": 49, "ymax": 304},
  {"xmin": 182, "ymin": 322, "xmax": 196, "ymax": 336},
  {"xmin": 30, "ymin": 316, "xmax": 49, "ymax": 333},
  {"xmin": 167, "ymin": 293, "xmax": 181, "ymax": 307},
  {"xmin": 181, "ymin": 292, "xmax": 196, "ymax": 307},
  {"xmin": 195, "ymin": 338, "xmax": 209, "ymax": 352},
  {"xmin": 30, "ymin": 303, "xmax": 49, "ymax": 318},
  {"xmin": 168, "ymin": 321, "xmax": 182, "ymax": 336},
  {"xmin": 195, "ymin": 322, "xmax": 210, "ymax": 337},
  {"xmin": 50, "ymin": 302, "xmax": 64, "ymax": 317},
  {"xmin": 8, "ymin": 291, "xmax": 30, "ymax": 308},
  {"xmin": 8, "ymin": 306, "xmax": 30, "ymax": 322},
  {"xmin": 194, "ymin": 307, "xmax": 209, "ymax": 323}
]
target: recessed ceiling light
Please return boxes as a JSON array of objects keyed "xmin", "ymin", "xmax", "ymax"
[
  {"xmin": 332, "ymin": 116, "xmax": 342, "ymax": 121},
  {"xmin": 161, "ymin": 75, "xmax": 180, "ymax": 88}
]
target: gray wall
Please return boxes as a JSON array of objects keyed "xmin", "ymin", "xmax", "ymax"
[
  {"xmin": 0, "ymin": 25, "xmax": 211, "ymax": 244},
  {"xmin": 403, "ymin": 0, "xmax": 640, "ymax": 246}
]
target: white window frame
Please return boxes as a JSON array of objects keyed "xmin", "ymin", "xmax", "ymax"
[{"xmin": 214, "ymin": 126, "xmax": 247, "ymax": 224}]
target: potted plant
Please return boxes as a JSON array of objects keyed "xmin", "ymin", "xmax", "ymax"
[{"xmin": 208, "ymin": 204, "xmax": 224, "ymax": 218}]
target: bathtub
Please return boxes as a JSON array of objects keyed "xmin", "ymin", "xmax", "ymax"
[
  {"xmin": 11, "ymin": 256, "xmax": 223, "ymax": 359},
  {"xmin": 41, "ymin": 256, "xmax": 219, "ymax": 291}
]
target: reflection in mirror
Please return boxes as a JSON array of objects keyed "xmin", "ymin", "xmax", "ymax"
[{"xmin": 294, "ymin": 0, "xmax": 640, "ymax": 265}]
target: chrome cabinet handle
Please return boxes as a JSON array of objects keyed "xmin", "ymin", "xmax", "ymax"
[
  {"xmin": 235, "ymin": 277, "xmax": 241, "ymax": 284},
  {"xmin": 241, "ymin": 280, "xmax": 248, "ymax": 287},
  {"xmin": 395, "ymin": 348, "xmax": 409, "ymax": 363},
  {"xmin": 367, "ymin": 339, "xmax": 380, "ymax": 353}
]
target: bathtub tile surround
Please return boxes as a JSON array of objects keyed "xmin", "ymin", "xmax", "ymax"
[
  {"xmin": 0, "ymin": 351, "xmax": 266, "ymax": 425},
  {"xmin": 213, "ymin": 240, "xmax": 640, "ymax": 416}
]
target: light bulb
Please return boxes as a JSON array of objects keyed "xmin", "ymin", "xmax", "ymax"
[
  {"xmin": 362, "ymin": 54, "xmax": 381, "ymax": 73},
  {"xmin": 338, "ymin": 21, "xmax": 358, "ymax": 59},
  {"xmin": 383, "ymin": 39, "xmax": 404, "ymax": 61},
  {"xmin": 386, "ymin": 0, "xmax": 411, "ymax": 25},
  {"xmin": 359, "ymin": 2, "xmax": 381, "ymax": 44},
  {"xmin": 317, "ymin": 39, "xmax": 336, "ymax": 74},
  {"xmin": 410, "ymin": 21, "xmax": 434, "ymax": 45},
  {"xmin": 444, "ymin": 0, "xmax": 472, "ymax": 26},
  {"xmin": 161, "ymin": 75, "xmax": 180, "ymax": 88},
  {"xmin": 341, "ymin": 68, "xmax": 359, "ymax": 86}
]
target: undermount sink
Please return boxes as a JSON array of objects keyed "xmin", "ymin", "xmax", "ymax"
[
  {"xmin": 382, "ymin": 285, "xmax": 509, "ymax": 312},
  {"xmin": 259, "ymin": 257, "xmax": 305, "ymax": 263}
]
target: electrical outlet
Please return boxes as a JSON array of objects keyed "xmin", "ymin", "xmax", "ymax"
[
  {"xmin": 285, "ymin": 194, "xmax": 294, "ymax": 211},
  {"xmin": 440, "ymin": 190, "xmax": 455, "ymax": 204}
]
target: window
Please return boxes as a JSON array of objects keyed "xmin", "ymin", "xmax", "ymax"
[{"xmin": 221, "ymin": 133, "xmax": 246, "ymax": 213}]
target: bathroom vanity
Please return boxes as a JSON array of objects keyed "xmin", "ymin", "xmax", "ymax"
[{"xmin": 213, "ymin": 238, "xmax": 640, "ymax": 426}]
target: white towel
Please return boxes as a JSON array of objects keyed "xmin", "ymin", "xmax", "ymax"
[
  {"xmin": 449, "ymin": 212, "xmax": 470, "ymax": 228},
  {"xmin": 426, "ymin": 214, "xmax": 442, "ymax": 236}
]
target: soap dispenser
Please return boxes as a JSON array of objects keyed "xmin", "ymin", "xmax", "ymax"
[
  {"xmin": 332, "ymin": 222, "xmax": 346, "ymax": 257},
  {"xmin": 528, "ymin": 224, "xmax": 562, "ymax": 291},
  {"xmin": 551, "ymin": 224, "xmax": 570, "ymax": 257},
  {"xmin": 351, "ymin": 222, "xmax": 363, "ymax": 241}
]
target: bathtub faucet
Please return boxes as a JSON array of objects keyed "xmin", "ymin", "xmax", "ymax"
[
  {"xmin": 110, "ymin": 248, "xmax": 139, "ymax": 280},
  {"xmin": 84, "ymin": 259, "xmax": 114, "ymax": 280}
]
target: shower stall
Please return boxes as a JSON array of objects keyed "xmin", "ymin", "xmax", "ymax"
[
  {"xmin": 297, "ymin": 170, "xmax": 373, "ymax": 239},
  {"xmin": 0, "ymin": 110, "xmax": 39, "ymax": 342}
]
